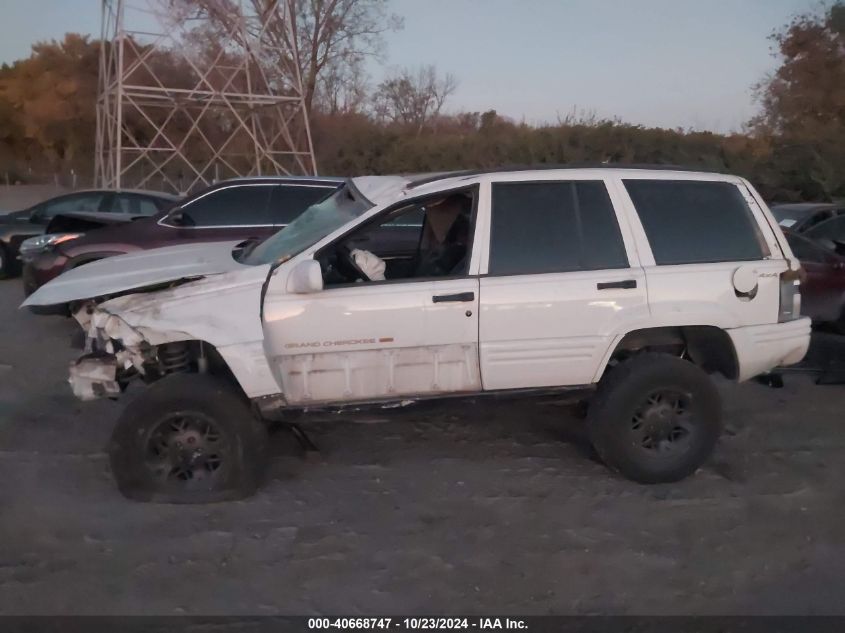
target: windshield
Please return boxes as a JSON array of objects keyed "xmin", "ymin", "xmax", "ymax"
[{"xmin": 242, "ymin": 184, "xmax": 371, "ymax": 266}]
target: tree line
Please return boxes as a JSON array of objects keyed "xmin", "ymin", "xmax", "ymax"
[{"xmin": 0, "ymin": 0, "xmax": 843, "ymax": 203}]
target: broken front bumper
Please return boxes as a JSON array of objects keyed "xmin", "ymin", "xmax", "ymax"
[
  {"xmin": 68, "ymin": 304, "xmax": 153, "ymax": 401},
  {"xmin": 69, "ymin": 355, "xmax": 122, "ymax": 401}
]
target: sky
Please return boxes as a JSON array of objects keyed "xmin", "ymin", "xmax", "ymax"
[{"xmin": 0, "ymin": 0, "xmax": 819, "ymax": 133}]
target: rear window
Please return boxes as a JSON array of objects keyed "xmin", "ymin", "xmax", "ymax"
[
  {"xmin": 111, "ymin": 194, "xmax": 161, "ymax": 215},
  {"xmin": 806, "ymin": 215, "xmax": 845, "ymax": 243},
  {"xmin": 624, "ymin": 180, "xmax": 767, "ymax": 265}
]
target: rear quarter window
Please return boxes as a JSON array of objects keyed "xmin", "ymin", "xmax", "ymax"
[{"xmin": 624, "ymin": 180, "xmax": 767, "ymax": 265}]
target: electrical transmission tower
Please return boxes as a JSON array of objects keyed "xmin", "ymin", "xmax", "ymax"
[{"xmin": 95, "ymin": 0, "xmax": 317, "ymax": 194}]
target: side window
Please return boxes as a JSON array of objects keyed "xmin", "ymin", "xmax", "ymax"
[
  {"xmin": 806, "ymin": 216, "xmax": 845, "ymax": 243},
  {"xmin": 384, "ymin": 207, "xmax": 425, "ymax": 227},
  {"xmin": 269, "ymin": 186, "xmax": 336, "ymax": 225},
  {"xmin": 803, "ymin": 210, "xmax": 833, "ymax": 230},
  {"xmin": 318, "ymin": 189, "xmax": 475, "ymax": 285},
  {"xmin": 42, "ymin": 193, "xmax": 105, "ymax": 217},
  {"xmin": 110, "ymin": 194, "xmax": 160, "ymax": 215},
  {"xmin": 180, "ymin": 185, "xmax": 272, "ymax": 227},
  {"xmin": 488, "ymin": 181, "xmax": 628, "ymax": 276},
  {"xmin": 624, "ymin": 180, "xmax": 767, "ymax": 265}
]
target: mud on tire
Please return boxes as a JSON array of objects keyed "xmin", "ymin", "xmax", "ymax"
[
  {"xmin": 587, "ymin": 353, "xmax": 722, "ymax": 484},
  {"xmin": 109, "ymin": 373, "xmax": 268, "ymax": 503}
]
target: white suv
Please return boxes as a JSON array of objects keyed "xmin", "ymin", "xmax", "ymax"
[{"xmin": 24, "ymin": 167, "xmax": 811, "ymax": 502}]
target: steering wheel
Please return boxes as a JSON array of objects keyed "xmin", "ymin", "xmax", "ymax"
[{"xmin": 336, "ymin": 245, "xmax": 371, "ymax": 282}]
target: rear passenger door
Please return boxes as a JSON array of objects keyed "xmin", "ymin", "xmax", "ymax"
[
  {"xmin": 618, "ymin": 177, "xmax": 786, "ymax": 328},
  {"xmin": 478, "ymin": 178, "xmax": 648, "ymax": 390}
]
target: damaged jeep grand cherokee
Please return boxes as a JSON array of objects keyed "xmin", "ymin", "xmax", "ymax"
[{"xmin": 23, "ymin": 168, "xmax": 811, "ymax": 503}]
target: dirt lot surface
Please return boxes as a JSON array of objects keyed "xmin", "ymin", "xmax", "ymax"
[{"xmin": 1, "ymin": 278, "xmax": 844, "ymax": 615}]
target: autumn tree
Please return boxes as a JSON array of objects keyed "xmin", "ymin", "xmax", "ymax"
[
  {"xmin": 293, "ymin": 0, "xmax": 402, "ymax": 114},
  {"xmin": 753, "ymin": 2, "xmax": 845, "ymax": 199},
  {"xmin": 169, "ymin": 0, "xmax": 402, "ymax": 115},
  {"xmin": 372, "ymin": 65, "xmax": 458, "ymax": 133},
  {"xmin": 0, "ymin": 34, "xmax": 99, "ymax": 173}
]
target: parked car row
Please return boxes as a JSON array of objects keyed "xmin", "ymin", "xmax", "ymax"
[
  {"xmin": 0, "ymin": 189, "xmax": 177, "ymax": 278},
  {"xmin": 18, "ymin": 177, "xmax": 343, "ymax": 301},
  {"xmin": 16, "ymin": 166, "xmax": 814, "ymax": 504}
]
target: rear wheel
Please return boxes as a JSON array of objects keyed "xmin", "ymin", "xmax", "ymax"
[
  {"xmin": 587, "ymin": 353, "xmax": 722, "ymax": 484},
  {"xmin": 109, "ymin": 373, "xmax": 268, "ymax": 503}
]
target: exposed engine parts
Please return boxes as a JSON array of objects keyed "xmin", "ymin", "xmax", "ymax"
[{"xmin": 159, "ymin": 342, "xmax": 191, "ymax": 374}]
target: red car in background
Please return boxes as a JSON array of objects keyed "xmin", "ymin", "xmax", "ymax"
[
  {"xmin": 23, "ymin": 176, "xmax": 342, "ymax": 299},
  {"xmin": 784, "ymin": 230, "xmax": 845, "ymax": 331}
]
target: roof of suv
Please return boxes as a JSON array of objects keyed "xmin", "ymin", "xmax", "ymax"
[
  {"xmin": 351, "ymin": 166, "xmax": 747, "ymax": 207},
  {"xmin": 406, "ymin": 164, "xmax": 732, "ymax": 189}
]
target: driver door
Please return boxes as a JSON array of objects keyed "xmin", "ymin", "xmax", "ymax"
[{"xmin": 261, "ymin": 188, "xmax": 481, "ymax": 406}]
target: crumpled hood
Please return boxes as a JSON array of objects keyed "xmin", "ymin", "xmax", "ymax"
[{"xmin": 22, "ymin": 240, "xmax": 249, "ymax": 307}]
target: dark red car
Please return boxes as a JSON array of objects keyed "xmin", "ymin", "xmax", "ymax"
[
  {"xmin": 23, "ymin": 176, "xmax": 342, "ymax": 297},
  {"xmin": 785, "ymin": 230, "xmax": 845, "ymax": 331}
]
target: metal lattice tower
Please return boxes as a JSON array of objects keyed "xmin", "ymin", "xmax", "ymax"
[{"xmin": 95, "ymin": 0, "xmax": 317, "ymax": 194}]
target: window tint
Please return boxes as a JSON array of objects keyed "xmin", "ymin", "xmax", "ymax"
[
  {"xmin": 803, "ymin": 210, "xmax": 834, "ymax": 230},
  {"xmin": 269, "ymin": 185, "xmax": 336, "ymax": 224},
  {"xmin": 42, "ymin": 193, "xmax": 105, "ymax": 216},
  {"xmin": 110, "ymin": 194, "xmax": 160, "ymax": 215},
  {"xmin": 320, "ymin": 190, "xmax": 475, "ymax": 284},
  {"xmin": 785, "ymin": 233, "xmax": 829, "ymax": 264},
  {"xmin": 806, "ymin": 216, "xmax": 845, "ymax": 243},
  {"xmin": 489, "ymin": 181, "xmax": 628, "ymax": 276},
  {"xmin": 624, "ymin": 180, "xmax": 766, "ymax": 265},
  {"xmin": 384, "ymin": 207, "xmax": 425, "ymax": 227},
  {"xmin": 181, "ymin": 185, "xmax": 272, "ymax": 226}
]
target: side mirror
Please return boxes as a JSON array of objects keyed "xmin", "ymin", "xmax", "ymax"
[
  {"xmin": 167, "ymin": 211, "xmax": 186, "ymax": 226},
  {"xmin": 286, "ymin": 259, "xmax": 324, "ymax": 294},
  {"xmin": 29, "ymin": 207, "xmax": 44, "ymax": 223}
]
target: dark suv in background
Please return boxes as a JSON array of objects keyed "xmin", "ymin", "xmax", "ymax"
[
  {"xmin": 23, "ymin": 177, "xmax": 342, "ymax": 296},
  {"xmin": 0, "ymin": 189, "xmax": 176, "ymax": 278}
]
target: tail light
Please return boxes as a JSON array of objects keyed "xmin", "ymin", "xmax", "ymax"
[{"xmin": 778, "ymin": 268, "xmax": 802, "ymax": 322}]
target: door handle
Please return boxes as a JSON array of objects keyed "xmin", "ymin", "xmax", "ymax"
[
  {"xmin": 432, "ymin": 292, "xmax": 475, "ymax": 303},
  {"xmin": 597, "ymin": 279, "xmax": 637, "ymax": 290}
]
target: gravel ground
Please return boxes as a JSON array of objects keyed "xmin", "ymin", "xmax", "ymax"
[{"xmin": 1, "ymin": 278, "xmax": 844, "ymax": 615}]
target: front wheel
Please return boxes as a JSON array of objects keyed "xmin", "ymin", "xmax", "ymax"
[
  {"xmin": 587, "ymin": 353, "xmax": 722, "ymax": 484},
  {"xmin": 109, "ymin": 373, "xmax": 268, "ymax": 503}
]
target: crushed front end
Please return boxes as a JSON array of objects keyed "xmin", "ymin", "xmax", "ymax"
[
  {"xmin": 69, "ymin": 302, "xmax": 191, "ymax": 401},
  {"xmin": 70, "ymin": 302, "xmax": 155, "ymax": 400}
]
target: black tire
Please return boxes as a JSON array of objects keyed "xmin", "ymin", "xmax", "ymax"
[
  {"xmin": 831, "ymin": 308, "xmax": 845, "ymax": 336},
  {"xmin": 587, "ymin": 353, "xmax": 721, "ymax": 484},
  {"xmin": 0, "ymin": 243, "xmax": 14, "ymax": 279},
  {"xmin": 109, "ymin": 373, "xmax": 268, "ymax": 503}
]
